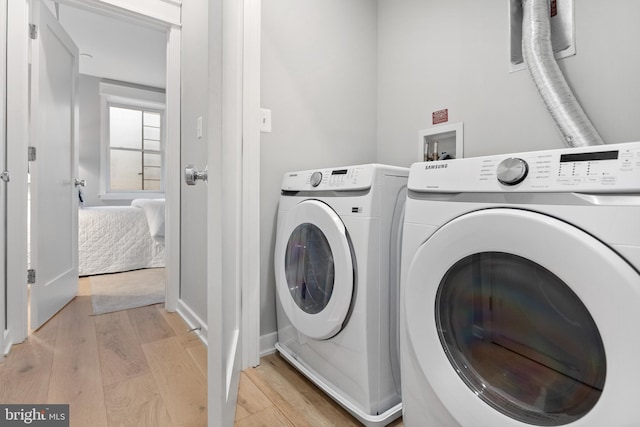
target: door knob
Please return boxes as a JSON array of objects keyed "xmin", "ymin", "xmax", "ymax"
[
  {"xmin": 184, "ymin": 164, "xmax": 208, "ymax": 185},
  {"xmin": 74, "ymin": 178, "xmax": 86, "ymax": 187}
]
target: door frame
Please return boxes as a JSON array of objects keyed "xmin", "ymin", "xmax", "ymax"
[
  {"xmin": 6, "ymin": 0, "xmax": 30, "ymax": 347},
  {"xmin": 242, "ymin": 0, "xmax": 261, "ymax": 369},
  {"xmin": 6, "ymin": 0, "xmax": 181, "ymax": 344},
  {"xmin": 0, "ymin": 0, "xmax": 7, "ymax": 356},
  {"xmin": 5, "ymin": 0, "xmax": 261, "ymax": 370}
]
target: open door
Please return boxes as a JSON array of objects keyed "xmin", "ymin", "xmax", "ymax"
[{"xmin": 29, "ymin": 0, "xmax": 79, "ymax": 330}]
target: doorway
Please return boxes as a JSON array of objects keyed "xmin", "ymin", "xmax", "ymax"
[
  {"xmin": 27, "ymin": 1, "xmax": 174, "ymax": 329},
  {"xmin": 6, "ymin": 0, "xmax": 181, "ymax": 346}
]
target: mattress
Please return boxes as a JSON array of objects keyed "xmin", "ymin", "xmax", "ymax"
[{"xmin": 78, "ymin": 206, "xmax": 165, "ymax": 276}]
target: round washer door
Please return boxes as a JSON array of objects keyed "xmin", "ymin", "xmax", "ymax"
[
  {"xmin": 404, "ymin": 208, "xmax": 640, "ymax": 426},
  {"xmin": 275, "ymin": 199, "xmax": 354, "ymax": 340}
]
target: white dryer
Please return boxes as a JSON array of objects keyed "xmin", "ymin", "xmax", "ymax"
[
  {"xmin": 275, "ymin": 164, "xmax": 408, "ymax": 426},
  {"xmin": 400, "ymin": 142, "xmax": 640, "ymax": 427}
]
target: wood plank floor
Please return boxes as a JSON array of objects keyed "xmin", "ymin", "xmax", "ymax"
[
  {"xmin": 0, "ymin": 277, "xmax": 206, "ymax": 427},
  {"xmin": 237, "ymin": 353, "xmax": 403, "ymax": 427},
  {"xmin": 0, "ymin": 275, "xmax": 403, "ymax": 426}
]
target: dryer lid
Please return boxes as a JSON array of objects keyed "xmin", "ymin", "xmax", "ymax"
[{"xmin": 275, "ymin": 200, "xmax": 354, "ymax": 339}]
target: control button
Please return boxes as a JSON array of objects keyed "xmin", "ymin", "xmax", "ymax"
[
  {"xmin": 310, "ymin": 171, "xmax": 323, "ymax": 187},
  {"xmin": 497, "ymin": 157, "xmax": 529, "ymax": 186}
]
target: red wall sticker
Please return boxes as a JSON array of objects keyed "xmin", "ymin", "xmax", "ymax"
[{"xmin": 432, "ymin": 109, "xmax": 448, "ymax": 125}]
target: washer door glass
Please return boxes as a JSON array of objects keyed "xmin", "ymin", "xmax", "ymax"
[
  {"xmin": 275, "ymin": 199, "xmax": 355, "ymax": 340},
  {"xmin": 436, "ymin": 252, "xmax": 606, "ymax": 426},
  {"xmin": 285, "ymin": 223, "xmax": 335, "ymax": 314}
]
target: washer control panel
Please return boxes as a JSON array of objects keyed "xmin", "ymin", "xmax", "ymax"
[
  {"xmin": 409, "ymin": 141, "xmax": 640, "ymax": 193},
  {"xmin": 282, "ymin": 165, "xmax": 374, "ymax": 191}
]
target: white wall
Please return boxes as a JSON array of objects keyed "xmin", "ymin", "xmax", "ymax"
[
  {"xmin": 260, "ymin": 0, "xmax": 379, "ymax": 336},
  {"xmin": 180, "ymin": 0, "xmax": 209, "ymax": 328},
  {"xmin": 78, "ymin": 75, "xmax": 105, "ymax": 207},
  {"xmin": 377, "ymin": 0, "xmax": 640, "ymax": 167},
  {"xmin": 259, "ymin": 0, "xmax": 640, "ymax": 339}
]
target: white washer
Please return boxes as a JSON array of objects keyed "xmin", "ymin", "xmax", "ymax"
[
  {"xmin": 400, "ymin": 142, "xmax": 640, "ymax": 427},
  {"xmin": 275, "ymin": 163, "xmax": 408, "ymax": 426}
]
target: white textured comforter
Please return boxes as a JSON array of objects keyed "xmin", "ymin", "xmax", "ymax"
[
  {"xmin": 78, "ymin": 205, "xmax": 165, "ymax": 276},
  {"xmin": 131, "ymin": 198, "xmax": 165, "ymax": 243}
]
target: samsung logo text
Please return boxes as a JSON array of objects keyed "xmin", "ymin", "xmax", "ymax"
[{"xmin": 424, "ymin": 164, "xmax": 448, "ymax": 170}]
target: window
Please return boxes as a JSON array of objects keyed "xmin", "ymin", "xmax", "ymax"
[
  {"xmin": 109, "ymin": 106, "xmax": 162, "ymax": 191},
  {"xmin": 100, "ymin": 82, "xmax": 165, "ymax": 199}
]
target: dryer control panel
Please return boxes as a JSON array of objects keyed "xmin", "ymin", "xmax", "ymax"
[
  {"xmin": 281, "ymin": 164, "xmax": 375, "ymax": 191},
  {"xmin": 409, "ymin": 141, "xmax": 640, "ymax": 193}
]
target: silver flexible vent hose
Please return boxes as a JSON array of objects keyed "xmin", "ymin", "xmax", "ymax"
[{"xmin": 521, "ymin": 0, "xmax": 604, "ymax": 147}]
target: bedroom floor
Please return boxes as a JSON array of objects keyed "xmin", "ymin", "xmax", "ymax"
[{"xmin": 0, "ymin": 275, "xmax": 396, "ymax": 426}]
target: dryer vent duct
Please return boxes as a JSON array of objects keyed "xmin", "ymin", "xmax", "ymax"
[{"xmin": 521, "ymin": 0, "xmax": 604, "ymax": 147}]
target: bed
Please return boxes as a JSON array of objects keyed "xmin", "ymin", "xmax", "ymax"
[{"xmin": 78, "ymin": 199, "xmax": 165, "ymax": 276}]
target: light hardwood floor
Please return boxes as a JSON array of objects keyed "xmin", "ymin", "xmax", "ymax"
[
  {"xmin": 0, "ymin": 277, "xmax": 207, "ymax": 427},
  {"xmin": 237, "ymin": 353, "xmax": 404, "ymax": 427},
  {"xmin": 0, "ymin": 276, "xmax": 403, "ymax": 426}
]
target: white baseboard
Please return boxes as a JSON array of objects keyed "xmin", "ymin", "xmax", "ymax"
[
  {"xmin": 3, "ymin": 330, "xmax": 12, "ymax": 356},
  {"xmin": 259, "ymin": 331, "xmax": 277, "ymax": 357},
  {"xmin": 176, "ymin": 299, "xmax": 208, "ymax": 347}
]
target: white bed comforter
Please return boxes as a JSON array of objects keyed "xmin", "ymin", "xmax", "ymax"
[
  {"xmin": 78, "ymin": 205, "xmax": 165, "ymax": 276},
  {"xmin": 131, "ymin": 198, "xmax": 165, "ymax": 243}
]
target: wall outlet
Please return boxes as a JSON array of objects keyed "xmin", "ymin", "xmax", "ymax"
[{"xmin": 260, "ymin": 108, "xmax": 272, "ymax": 133}]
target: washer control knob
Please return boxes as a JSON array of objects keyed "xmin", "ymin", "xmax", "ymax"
[
  {"xmin": 497, "ymin": 157, "xmax": 528, "ymax": 185},
  {"xmin": 310, "ymin": 171, "xmax": 323, "ymax": 187}
]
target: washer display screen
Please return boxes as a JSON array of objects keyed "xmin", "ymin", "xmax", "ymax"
[
  {"xmin": 436, "ymin": 252, "xmax": 606, "ymax": 426},
  {"xmin": 285, "ymin": 223, "xmax": 335, "ymax": 314}
]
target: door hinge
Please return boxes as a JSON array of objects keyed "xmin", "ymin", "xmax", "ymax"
[
  {"xmin": 28, "ymin": 146, "xmax": 36, "ymax": 161},
  {"xmin": 27, "ymin": 269, "xmax": 36, "ymax": 285},
  {"xmin": 29, "ymin": 24, "xmax": 38, "ymax": 40}
]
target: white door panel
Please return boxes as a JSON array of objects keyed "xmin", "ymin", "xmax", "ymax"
[{"xmin": 29, "ymin": 0, "xmax": 79, "ymax": 330}]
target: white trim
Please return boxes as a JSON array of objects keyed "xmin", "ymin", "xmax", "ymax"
[
  {"xmin": 99, "ymin": 81, "xmax": 166, "ymax": 104},
  {"xmin": 54, "ymin": 0, "xmax": 180, "ymax": 28},
  {"xmin": 259, "ymin": 332, "xmax": 277, "ymax": 357},
  {"xmin": 3, "ymin": 330, "xmax": 11, "ymax": 356},
  {"xmin": 0, "ymin": 0, "xmax": 7, "ymax": 359},
  {"xmin": 177, "ymin": 299, "xmax": 208, "ymax": 346},
  {"xmin": 207, "ymin": 0, "xmax": 225, "ymax": 424},
  {"xmin": 6, "ymin": 0, "xmax": 30, "ymax": 344},
  {"xmin": 164, "ymin": 26, "xmax": 180, "ymax": 312},
  {"xmin": 241, "ymin": 0, "xmax": 261, "ymax": 369},
  {"xmin": 98, "ymin": 191, "xmax": 165, "ymax": 201}
]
